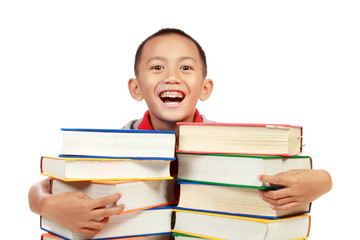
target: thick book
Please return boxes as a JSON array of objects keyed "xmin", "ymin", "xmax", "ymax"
[
  {"xmin": 172, "ymin": 208, "xmax": 310, "ymax": 240},
  {"xmin": 177, "ymin": 122, "xmax": 303, "ymax": 156},
  {"xmin": 50, "ymin": 179, "xmax": 176, "ymax": 214},
  {"xmin": 177, "ymin": 152, "xmax": 312, "ymax": 187},
  {"xmin": 41, "ymin": 206, "xmax": 173, "ymax": 240},
  {"xmin": 41, "ymin": 232, "xmax": 171, "ymax": 240},
  {"xmin": 177, "ymin": 180, "xmax": 310, "ymax": 219},
  {"xmin": 60, "ymin": 128, "xmax": 176, "ymax": 159},
  {"xmin": 41, "ymin": 156, "xmax": 174, "ymax": 181}
]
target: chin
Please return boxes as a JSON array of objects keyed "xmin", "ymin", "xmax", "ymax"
[{"xmin": 162, "ymin": 112, "xmax": 193, "ymax": 124}]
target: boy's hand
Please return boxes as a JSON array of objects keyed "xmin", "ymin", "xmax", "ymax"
[
  {"xmin": 40, "ymin": 191, "xmax": 125, "ymax": 237},
  {"xmin": 258, "ymin": 169, "xmax": 332, "ymax": 211}
]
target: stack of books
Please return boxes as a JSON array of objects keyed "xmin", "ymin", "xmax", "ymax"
[
  {"xmin": 39, "ymin": 128, "xmax": 177, "ymax": 240},
  {"xmin": 172, "ymin": 122, "xmax": 312, "ymax": 240}
]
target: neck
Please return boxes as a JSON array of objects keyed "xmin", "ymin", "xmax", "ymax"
[
  {"xmin": 151, "ymin": 120, "xmax": 179, "ymax": 132},
  {"xmin": 148, "ymin": 111, "xmax": 197, "ymax": 132}
]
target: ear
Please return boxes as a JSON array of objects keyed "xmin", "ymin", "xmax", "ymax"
[
  {"xmin": 199, "ymin": 78, "xmax": 213, "ymax": 101},
  {"xmin": 128, "ymin": 78, "xmax": 144, "ymax": 101}
]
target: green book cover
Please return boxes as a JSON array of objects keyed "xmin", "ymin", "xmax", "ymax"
[{"xmin": 176, "ymin": 178, "xmax": 283, "ymax": 190}]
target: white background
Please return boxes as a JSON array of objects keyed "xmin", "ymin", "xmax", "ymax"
[{"xmin": 1, "ymin": 0, "xmax": 359, "ymax": 239}]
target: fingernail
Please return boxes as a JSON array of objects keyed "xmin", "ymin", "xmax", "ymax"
[{"xmin": 120, "ymin": 204, "xmax": 126, "ymax": 211}]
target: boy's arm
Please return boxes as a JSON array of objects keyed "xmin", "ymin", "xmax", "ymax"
[
  {"xmin": 28, "ymin": 178, "xmax": 51, "ymax": 215},
  {"xmin": 28, "ymin": 178, "xmax": 125, "ymax": 237},
  {"xmin": 258, "ymin": 169, "xmax": 332, "ymax": 211}
]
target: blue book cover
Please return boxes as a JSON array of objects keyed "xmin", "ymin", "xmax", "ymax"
[
  {"xmin": 60, "ymin": 128, "xmax": 176, "ymax": 159},
  {"xmin": 61, "ymin": 128, "xmax": 177, "ymax": 134}
]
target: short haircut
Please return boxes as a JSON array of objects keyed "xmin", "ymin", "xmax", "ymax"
[{"xmin": 134, "ymin": 28, "xmax": 207, "ymax": 77}]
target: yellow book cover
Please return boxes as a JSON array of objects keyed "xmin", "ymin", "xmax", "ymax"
[{"xmin": 173, "ymin": 208, "xmax": 310, "ymax": 240}]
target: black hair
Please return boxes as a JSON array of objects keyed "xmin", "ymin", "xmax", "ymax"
[{"xmin": 134, "ymin": 28, "xmax": 207, "ymax": 76}]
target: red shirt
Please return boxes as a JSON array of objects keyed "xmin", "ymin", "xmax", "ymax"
[
  {"xmin": 137, "ymin": 109, "xmax": 204, "ymax": 130},
  {"xmin": 136, "ymin": 109, "xmax": 204, "ymax": 200}
]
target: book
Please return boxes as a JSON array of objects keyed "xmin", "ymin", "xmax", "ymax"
[
  {"xmin": 60, "ymin": 128, "xmax": 176, "ymax": 159},
  {"xmin": 177, "ymin": 152, "xmax": 312, "ymax": 187},
  {"xmin": 50, "ymin": 179, "xmax": 176, "ymax": 214},
  {"xmin": 177, "ymin": 122, "xmax": 303, "ymax": 156},
  {"xmin": 41, "ymin": 232, "xmax": 171, "ymax": 240},
  {"xmin": 172, "ymin": 208, "xmax": 310, "ymax": 240},
  {"xmin": 173, "ymin": 232, "xmax": 204, "ymax": 239},
  {"xmin": 41, "ymin": 156, "xmax": 174, "ymax": 181},
  {"xmin": 177, "ymin": 180, "xmax": 310, "ymax": 218},
  {"xmin": 41, "ymin": 206, "xmax": 173, "ymax": 240}
]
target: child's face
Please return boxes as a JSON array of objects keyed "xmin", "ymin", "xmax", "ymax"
[{"xmin": 129, "ymin": 33, "xmax": 213, "ymax": 130}]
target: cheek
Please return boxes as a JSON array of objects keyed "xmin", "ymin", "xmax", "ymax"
[
  {"xmin": 185, "ymin": 75, "xmax": 203, "ymax": 90},
  {"xmin": 190, "ymin": 81, "xmax": 205, "ymax": 96},
  {"xmin": 187, "ymin": 87, "xmax": 202, "ymax": 103},
  {"xmin": 138, "ymin": 81, "xmax": 155, "ymax": 97}
]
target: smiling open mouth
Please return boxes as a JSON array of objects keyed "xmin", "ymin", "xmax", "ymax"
[{"xmin": 159, "ymin": 90, "xmax": 185, "ymax": 105}]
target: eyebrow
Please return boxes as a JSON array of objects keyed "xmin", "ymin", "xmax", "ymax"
[
  {"xmin": 147, "ymin": 56, "xmax": 198, "ymax": 64},
  {"xmin": 146, "ymin": 57, "xmax": 166, "ymax": 63}
]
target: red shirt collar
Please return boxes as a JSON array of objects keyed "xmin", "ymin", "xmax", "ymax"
[{"xmin": 137, "ymin": 109, "xmax": 203, "ymax": 130}]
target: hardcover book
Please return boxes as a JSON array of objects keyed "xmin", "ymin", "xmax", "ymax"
[
  {"xmin": 177, "ymin": 152, "xmax": 312, "ymax": 187},
  {"xmin": 172, "ymin": 208, "xmax": 310, "ymax": 240},
  {"xmin": 172, "ymin": 232, "xmax": 204, "ymax": 239},
  {"xmin": 41, "ymin": 156, "xmax": 174, "ymax": 181},
  {"xmin": 177, "ymin": 122, "xmax": 303, "ymax": 156},
  {"xmin": 50, "ymin": 179, "xmax": 176, "ymax": 214},
  {"xmin": 177, "ymin": 180, "xmax": 310, "ymax": 219},
  {"xmin": 60, "ymin": 128, "xmax": 176, "ymax": 159},
  {"xmin": 41, "ymin": 207, "xmax": 173, "ymax": 240},
  {"xmin": 41, "ymin": 232, "xmax": 171, "ymax": 240}
]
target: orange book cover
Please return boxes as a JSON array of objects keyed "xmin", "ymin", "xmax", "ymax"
[{"xmin": 40, "ymin": 156, "xmax": 174, "ymax": 181}]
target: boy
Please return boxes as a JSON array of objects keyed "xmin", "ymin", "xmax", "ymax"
[
  {"xmin": 125, "ymin": 28, "xmax": 213, "ymax": 131},
  {"xmin": 28, "ymin": 28, "xmax": 332, "ymax": 238}
]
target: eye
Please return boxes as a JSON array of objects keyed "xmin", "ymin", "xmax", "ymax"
[
  {"xmin": 151, "ymin": 65, "xmax": 164, "ymax": 70},
  {"xmin": 180, "ymin": 66, "xmax": 192, "ymax": 71}
]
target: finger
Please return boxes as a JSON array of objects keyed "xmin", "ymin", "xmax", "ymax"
[
  {"xmin": 260, "ymin": 193, "xmax": 295, "ymax": 206},
  {"xmin": 83, "ymin": 217, "xmax": 109, "ymax": 231},
  {"xmin": 259, "ymin": 188, "xmax": 293, "ymax": 200},
  {"xmin": 74, "ymin": 227, "xmax": 101, "ymax": 237},
  {"xmin": 258, "ymin": 174, "xmax": 291, "ymax": 187},
  {"xmin": 91, "ymin": 193, "xmax": 121, "ymax": 209},
  {"xmin": 268, "ymin": 201, "xmax": 302, "ymax": 211},
  {"xmin": 91, "ymin": 204, "xmax": 125, "ymax": 219}
]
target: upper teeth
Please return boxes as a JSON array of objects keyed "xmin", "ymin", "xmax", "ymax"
[{"xmin": 160, "ymin": 91, "xmax": 184, "ymax": 98}]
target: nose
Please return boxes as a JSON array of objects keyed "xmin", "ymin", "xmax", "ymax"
[
  {"xmin": 165, "ymin": 76, "xmax": 180, "ymax": 84},
  {"xmin": 164, "ymin": 69, "xmax": 180, "ymax": 84}
]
